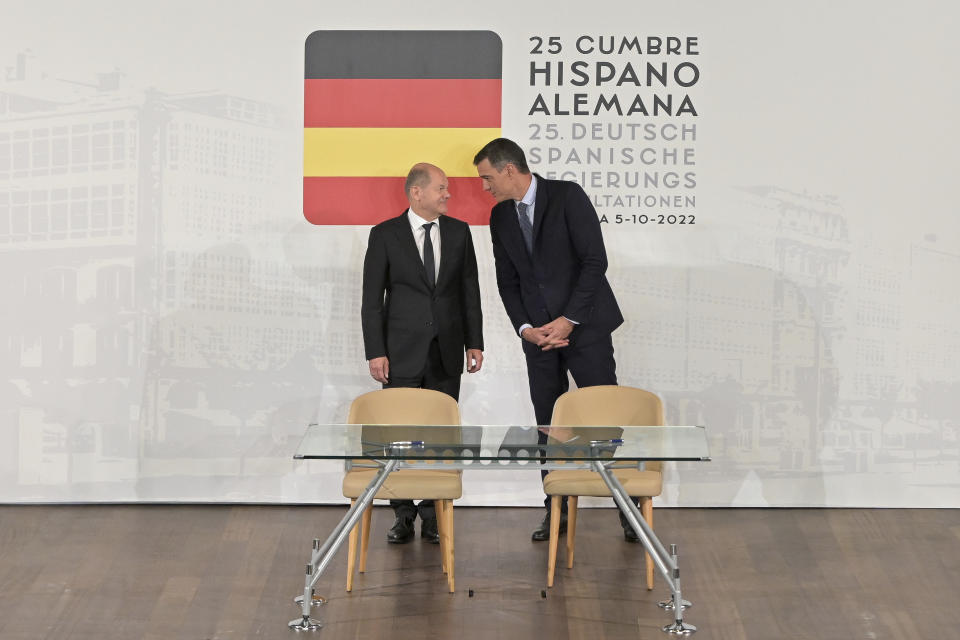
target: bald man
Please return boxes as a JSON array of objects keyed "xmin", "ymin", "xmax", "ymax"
[{"xmin": 360, "ymin": 163, "xmax": 484, "ymax": 544}]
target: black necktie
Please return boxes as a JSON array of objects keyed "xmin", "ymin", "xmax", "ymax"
[
  {"xmin": 422, "ymin": 222, "xmax": 436, "ymax": 288},
  {"xmin": 517, "ymin": 202, "xmax": 533, "ymax": 254}
]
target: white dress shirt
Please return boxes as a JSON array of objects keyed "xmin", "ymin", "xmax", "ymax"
[
  {"xmin": 516, "ymin": 174, "xmax": 537, "ymax": 226},
  {"xmin": 407, "ymin": 208, "xmax": 441, "ymax": 282}
]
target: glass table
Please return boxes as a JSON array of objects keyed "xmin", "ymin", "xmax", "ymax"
[{"xmin": 290, "ymin": 424, "xmax": 710, "ymax": 635}]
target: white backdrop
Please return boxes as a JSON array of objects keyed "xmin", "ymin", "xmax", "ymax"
[{"xmin": 1, "ymin": 0, "xmax": 957, "ymax": 507}]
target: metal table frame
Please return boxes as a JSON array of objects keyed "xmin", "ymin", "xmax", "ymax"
[{"xmin": 289, "ymin": 430, "xmax": 707, "ymax": 636}]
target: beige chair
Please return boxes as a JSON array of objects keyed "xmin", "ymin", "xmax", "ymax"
[
  {"xmin": 343, "ymin": 388, "xmax": 460, "ymax": 593},
  {"xmin": 543, "ymin": 385, "xmax": 664, "ymax": 589}
]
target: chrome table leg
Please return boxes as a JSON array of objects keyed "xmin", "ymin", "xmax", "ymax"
[
  {"xmin": 288, "ymin": 459, "xmax": 398, "ymax": 631},
  {"xmin": 591, "ymin": 461, "xmax": 697, "ymax": 635}
]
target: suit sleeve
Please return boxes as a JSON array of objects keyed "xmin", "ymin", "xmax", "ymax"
[
  {"xmin": 490, "ymin": 211, "xmax": 529, "ymax": 335},
  {"xmin": 561, "ymin": 183, "xmax": 609, "ymax": 324},
  {"xmin": 360, "ymin": 226, "xmax": 388, "ymax": 360},
  {"xmin": 460, "ymin": 227, "xmax": 484, "ymax": 351}
]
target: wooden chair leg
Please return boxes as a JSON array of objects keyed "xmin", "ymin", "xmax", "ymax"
[
  {"xmin": 359, "ymin": 503, "xmax": 373, "ymax": 573},
  {"xmin": 642, "ymin": 497, "xmax": 654, "ymax": 590},
  {"xmin": 436, "ymin": 499, "xmax": 448, "ymax": 574},
  {"xmin": 547, "ymin": 495, "xmax": 562, "ymax": 587},
  {"xmin": 445, "ymin": 500, "xmax": 455, "ymax": 593},
  {"xmin": 346, "ymin": 499, "xmax": 358, "ymax": 592},
  {"xmin": 566, "ymin": 496, "xmax": 578, "ymax": 569}
]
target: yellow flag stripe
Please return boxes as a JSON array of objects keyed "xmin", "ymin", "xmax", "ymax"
[{"xmin": 303, "ymin": 127, "xmax": 501, "ymax": 177}]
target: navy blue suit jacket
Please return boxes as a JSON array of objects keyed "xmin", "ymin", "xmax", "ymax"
[{"xmin": 489, "ymin": 175, "xmax": 623, "ymax": 348}]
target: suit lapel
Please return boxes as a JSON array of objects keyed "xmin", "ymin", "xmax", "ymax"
[
  {"xmin": 392, "ymin": 211, "xmax": 431, "ymax": 289},
  {"xmin": 436, "ymin": 215, "xmax": 453, "ymax": 289},
  {"xmin": 531, "ymin": 173, "xmax": 548, "ymax": 249},
  {"xmin": 498, "ymin": 202, "xmax": 533, "ymax": 270}
]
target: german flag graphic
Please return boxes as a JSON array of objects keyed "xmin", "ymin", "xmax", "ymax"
[{"xmin": 303, "ymin": 30, "xmax": 502, "ymax": 225}]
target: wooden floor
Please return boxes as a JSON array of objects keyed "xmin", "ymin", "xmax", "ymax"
[{"xmin": 0, "ymin": 505, "xmax": 957, "ymax": 640}]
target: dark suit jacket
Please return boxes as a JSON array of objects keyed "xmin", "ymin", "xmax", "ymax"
[
  {"xmin": 489, "ymin": 175, "xmax": 623, "ymax": 348},
  {"xmin": 361, "ymin": 212, "xmax": 483, "ymax": 378}
]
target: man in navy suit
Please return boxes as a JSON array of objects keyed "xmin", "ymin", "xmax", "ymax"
[
  {"xmin": 474, "ymin": 139, "xmax": 638, "ymax": 542},
  {"xmin": 361, "ymin": 163, "xmax": 484, "ymax": 544}
]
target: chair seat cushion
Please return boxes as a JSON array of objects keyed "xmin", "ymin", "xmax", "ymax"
[
  {"xmin": 342, "ymin": 469, "xmax": 462, "ymax": 500},
  {"xmin": 542, "ymin": 469, "xmax": 662, "ymax": 498}
]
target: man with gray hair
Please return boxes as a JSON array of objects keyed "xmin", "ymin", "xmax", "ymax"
[{"xmin": 361, "ymin": 162, "xmax": 484, "ymax": 544}]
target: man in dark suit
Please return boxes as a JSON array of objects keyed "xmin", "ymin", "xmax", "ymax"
[
  {"xmin": 361, "ymin": 162, "xmax": 484, "ymax": 544},
  {"xmin": 474, "ymin": 138, "xmax": 639, "ymax": 542}
]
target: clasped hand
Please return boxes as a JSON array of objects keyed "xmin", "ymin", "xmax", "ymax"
[{"xmin": 521, "ymin": 317, "xmax": 574, "ymax": 351}]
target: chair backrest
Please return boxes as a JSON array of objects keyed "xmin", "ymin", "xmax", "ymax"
[
  {"xmin": 347, "ymin": 388, "xmax": 460, "ymax": 426},
  {"xmin": 347, "ymin": 389, "xmax": 461, "ymax": 467},
  {"xmin": 551, "ymin": 385, "xmax": 664, "ymax": 472}
]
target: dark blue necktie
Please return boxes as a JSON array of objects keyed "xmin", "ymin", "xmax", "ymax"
[{"xmin": 517, "ymin": 202, "xmax": 533, "ymax": 254}]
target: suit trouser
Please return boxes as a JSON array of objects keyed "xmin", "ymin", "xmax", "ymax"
[
  {"xmin": 383, "ymin": 337, "xmax": 460, "ymax": 521},
  {"xmin": 525, "ymin": 332, "xmax": 638, "ymax": 517}
]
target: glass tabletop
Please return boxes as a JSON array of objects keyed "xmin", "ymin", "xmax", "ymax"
[{"xmin": 294, "ymin": 424, "xmax": 710, "ymax": 462}]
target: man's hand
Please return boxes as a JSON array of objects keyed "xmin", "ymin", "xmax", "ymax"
[
  {"xmin": 521, "ymin": 326, "xmax": 549, "ymax": 346},
  {"xmin": 522, "ymin": 325, "xmax": 570, "ymax": 350},
  {"xmin": 466, "ymin": 349, "xmax": 484, "ymax": 373},
  {"xmin": 368, "ymin": 356, "xmax": 389, "ymax": 383},
  {"xmin": 539, "ymin": 317, "xmax": 574, "ymax": 351}
]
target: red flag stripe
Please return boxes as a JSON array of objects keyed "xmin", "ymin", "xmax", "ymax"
[
  {"xmin": 304, "ymin": 79, "xmax": 502, "ymax": 128},
  {"xmin": 303, "ymin": 176, "xmax": 493, "ymax": 226}
]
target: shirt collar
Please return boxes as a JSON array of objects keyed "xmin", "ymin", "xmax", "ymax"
[
  {"xmin": 516, "ymin": 174, "xmax": 537, "ymax": 209},
  {"xmin": 407, "ymin": 207, "xmax": 438, "ymax": 230}
]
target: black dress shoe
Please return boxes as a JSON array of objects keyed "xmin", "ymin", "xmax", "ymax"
[
  {"xmin": 420, "ymin": 518, "xmax": 440, "ymax": 544},
  {"xmin": 531, "ymin": 512, "xmax": 567, "ymax": 542},
  {"xmin": 618, "ymin": 509, "xmax": 641, "ymax": 543},
  {"xmin": 387, "ymin": 515, "xmax": 415, "ymax": 544}
]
